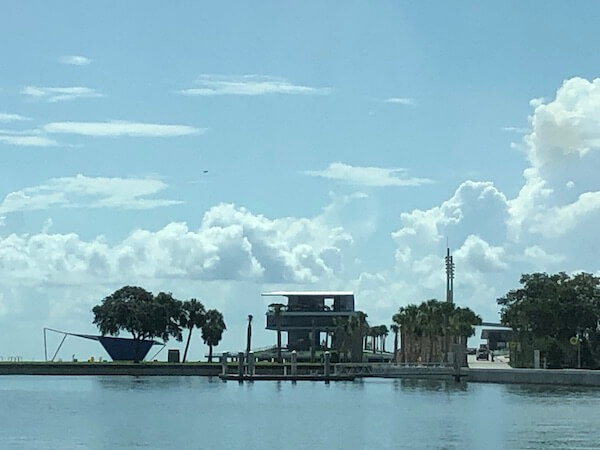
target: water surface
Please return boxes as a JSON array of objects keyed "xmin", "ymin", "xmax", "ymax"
[{"xmin": 1, "ymin": 376, "xmax": 599, "ymax": 449}]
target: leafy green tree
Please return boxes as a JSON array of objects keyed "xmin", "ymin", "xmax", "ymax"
[
  {"xmin": 92, "ymin": 286, "xmax": 183, "ymax": 362},
  {"xmin": 498, "ymin": 272, "xmax": 600, "ymax": 368},
  {"xmin": 180, "ymin": 299, "xmax": 206, "ymax": 363},
  {"xmin": 201, "ymin": 309, "xmax": 226, "ymax": 362}
]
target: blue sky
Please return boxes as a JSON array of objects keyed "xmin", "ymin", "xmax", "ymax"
[{"xmin": 2, "ymin": 2, "xmax": 600, "ymax": 360}]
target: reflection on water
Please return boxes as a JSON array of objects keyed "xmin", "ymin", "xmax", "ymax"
[
  {"xmin": 1, "ymin": 376, "xmax": 599, "ymax": 449},
  {"xmin": 392, "ymin": 377, "xmax": 468, "ymax": 392},
  {"xmin": 504, "ymin": 382, "xmax": 600, "ymax": 398}
]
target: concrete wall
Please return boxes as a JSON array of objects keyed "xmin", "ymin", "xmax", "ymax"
[
  {"xmin": 468, "ymin": 368, "xmax": 600, "ymax": 387},
  {"xmin": 0, "ymin": 362, "xmax": 325, "ymax": 376},
  {"xmin": 0, "ymin": 363, "xmax": 222, "ymax": 376}
]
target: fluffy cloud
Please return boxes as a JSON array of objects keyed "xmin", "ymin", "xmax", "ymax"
[
  {"xmin": 43, "ymin": 121, "xmax": 202, "ymax": 137},
  {"xmin": 454, "ymin": 235, "xmax": 508, "ymax": 273},
  {"xmin": 59, "ymin": 55, "xmax": 91, "ymax": 66},
  {"xmin": 393, "ymin": 180, "xmax": 509, "ymax": 248},
  {"xmin": 178, "ymin": 74, "xmax": 331, "ymax": 96},
  {"xmin": 0, "ymin": 174, "xmax": 181, "ymax": 214},
  {"xmin": 524, "ymin": 77, "xmax": 600, "ymax": 170},
  {"xmin": 305, "ymin": 162, "xmax": 432, "ymax": 187},
  {"xmin": 387, "ymin": 77, "xmax": 600, "ymax": 321},
  {"xmin": 22, "ymin": 86, "xmax": 102, "ymax": 102},
  {"xmin": 509, "ymin": 77, "xmax": 600, "ymax": 240},
  {"xmin": 0, "ymin": 203, "xmax": 352, "ymax": 288}
]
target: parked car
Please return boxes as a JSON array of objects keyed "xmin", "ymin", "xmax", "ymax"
[
  {"xmin": 476, "ymin": 350, "xmax": 489, "ymax": 360},
  {"xmin": 467, "ymin": 348, "xmax": 477, "ymax": 355}
]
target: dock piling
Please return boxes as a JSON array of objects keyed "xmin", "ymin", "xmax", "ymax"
[
  {"xmin": 291, "ymin": 351, "xmax": 297, "ymax": 376},
  {"xmin": 248, "ymin": 352, "xmax": 255, "ymax": 376},
  {"xmin": 238, "ymin": 352, "xmax": 244, "ymax": 379}
]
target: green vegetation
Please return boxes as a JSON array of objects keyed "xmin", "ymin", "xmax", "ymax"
[
  {"xmin": 365, "ymin": 324, "xmax": 389, "ymax": 353},
  {"xmin": 332, "ymin": 311, "xmax": 369, "ymax": 362},
  {"xmin": 392, "ymin": 299, "xmax": 481, "ymax": 363},
  {"xmin": 498, "ymin": 272, "xmax": 600, "ymax": 368},
  {"xmin": 181, "ymin": 299, "xmax": 206, "ymax": 363},
  {"xmin": 92, "ymin": 286, "xmax": 225, "ymax": 362},
  {"xmin": 202, "ymin": 309, "xmax": 226, "ymax": 363}
]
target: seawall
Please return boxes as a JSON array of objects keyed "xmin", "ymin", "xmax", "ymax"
[
  {"xmin": 0, "ymin": 362, "xmax": 324, "ymax": 377},
  {"xmin": 3, "ymin": 363, "xmax": 600, "ymax": 387},
  {"xmin": 467, "ymin": 368, "xmax": 600, "ymax": 387}
]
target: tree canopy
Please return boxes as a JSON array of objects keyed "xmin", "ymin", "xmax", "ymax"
[
  {"xmin": 92, "ymin": 286, "xmax": 184, "ymax": 343},
  {"xmin": 498, "ymin": 272, "xmax": 600, "ymax": 340},
  {"xmin": 393, "ymin": 299, "xmax": 481, "ymax": 363},
  {"xmin": 498, "ymin": 272, "xmax": 600, "ymax": 368}
]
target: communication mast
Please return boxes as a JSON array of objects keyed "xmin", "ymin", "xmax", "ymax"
[{"xmin": 445, "ymin": 246, "xmax": 454, "ymax": 303}]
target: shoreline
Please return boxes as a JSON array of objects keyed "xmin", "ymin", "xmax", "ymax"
[{"xmin": 1, "ymin": 362, "xmax": 600, "ymax": 387}]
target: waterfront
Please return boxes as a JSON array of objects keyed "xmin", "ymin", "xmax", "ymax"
[{"xmin": 1, "ymin": 377, "xmax": 600, "ymax": 449}]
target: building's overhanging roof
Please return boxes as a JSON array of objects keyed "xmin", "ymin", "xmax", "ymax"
[
  {"xmin": 261, "ymin": 291, "xmax": 354, "ymax": 297},
  {"xmin": 481, "ymin": 328, "xmax": 513, "ymax": 339}
]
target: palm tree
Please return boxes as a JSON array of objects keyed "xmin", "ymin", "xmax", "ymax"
[
  {"xmin": 370, "ymin": 327, "xmax": 377, "ymax": 354},
  {"xmin": 201, "ymin": 309, "xmax": 226, "ymax": 362},
  {"xmin": 449, "ymin": 306, "xmax": 482, "ymax": 344},
  {"xmin": 394, "ymin": 300, "xmax": 481, "ymax": 364},
  {"xmin": 396, "ymin": 304, "xmax": 422, "ymax": 362},
  {"xmin": 351, "ymin": 312, "xmax": 369, "ymax": 362},
  {"xmin": 246, "ymin": 314, "xmax": 253, "ymax": 357},
  {"xmin": 390, "ymin": 324, "xmax": 399, "ymax": 362},
  {"xmin": 333, "ymin": 317, "xmax": 350, "ymax": 362},
  {"xmin": 181, "ymin": 298, "xmax": 206, "ymax": 363},
  {"xmin": 269, "ymin": 303, "xmax": 285, "ymax": 362},
  {"xmin": 380, "ymin": 325, "xmax": 389, "ymax": 353}
]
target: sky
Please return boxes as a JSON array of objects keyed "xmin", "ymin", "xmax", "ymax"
[{"xmin": 1, "ymin": 2, "xmax": 600, "ymax": 361}]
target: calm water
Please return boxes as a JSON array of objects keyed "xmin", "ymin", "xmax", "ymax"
[{"xmin": 1, "ymin": 376, "xmax": 600, "ymax": 449}]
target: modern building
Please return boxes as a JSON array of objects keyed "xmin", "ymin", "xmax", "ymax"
[
  {"xmin": 481, "ymin": 328, "xmax": 513, "ymax": 351},
  {"xmin": 262, "ymin": 291, "xmax": 357, "ymax": 352}
]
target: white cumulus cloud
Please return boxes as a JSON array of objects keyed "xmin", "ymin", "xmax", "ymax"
[
  {"xmin": 524, "ymin": 77, "xmax": 600, "ymax": 169},
  {"xmin": 0, "ymin": 203, "xmax": 352, "ymax": 286}
]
